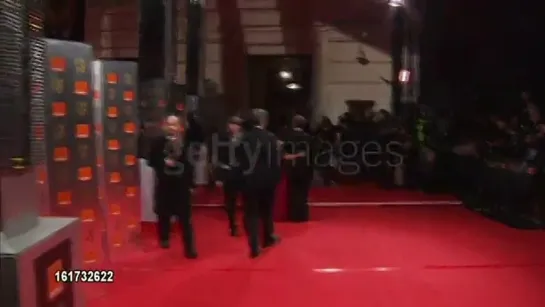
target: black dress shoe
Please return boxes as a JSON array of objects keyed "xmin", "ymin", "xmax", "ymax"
[
  {"xmin": 262, "ymin": 235, "xmax": 281, "ymax": 248},
  {"xmin": 184, "ymin": 250, "xmax": 198, "ymax": 259},
  {"xmin": 230, "ymin": 226, "xmax": 240, "ymax": 237},
  {"xmin": 160, "ymin": 240, "xmax": 170, "ymax": 249},
  {"xmin": 249, "ymin": 248, "xmax": 261, "ymax": 258}
]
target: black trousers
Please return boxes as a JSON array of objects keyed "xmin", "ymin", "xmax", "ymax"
[
  {"xmin": 243, "ymin": 185, "xmax": 276, "ymax": 252},
  {"xmin": 156, "ymin": 192, "xmax": 195, "ymax": 252},
  {"xmin": 287, "ymin": 177, "xmax": 311, "ymax": 222},
  {"xmin": 223, "ymin": 180, "xmax": 240, "ymax": 229}
]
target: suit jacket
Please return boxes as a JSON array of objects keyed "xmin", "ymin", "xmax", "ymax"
[
  {"xmin": 214, "ymin": 131, "xmax": 243, "ymax": 183},
  {"xmin": 148, "ymin": 135, "xmax": 196, "ymax": 206},
  {"xmin": 237, "ymin": 127, "xmax": 281, "ymax": 190}
]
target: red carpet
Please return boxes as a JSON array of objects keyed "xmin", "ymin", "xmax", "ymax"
[
  {"xmin": 87, "ymin": 207, "xmax": 545, "ymax": 307},
  {"xmin": 192, "ymin": 183, "xmax": 459, "ymax": 205}
]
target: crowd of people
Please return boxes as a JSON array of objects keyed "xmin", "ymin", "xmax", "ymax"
[
  {"xmin": 310, "ymin": 92, "xmax": 545, "ymax": 228},
  {"xmin": 144, "ymin": 91, "xmax": 544, "ymax": 260}
]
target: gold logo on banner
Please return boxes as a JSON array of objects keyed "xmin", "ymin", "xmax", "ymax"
[
  {"xmin": 74, "ymin": 58, "xmax": 86, "ymax": 74},
  {"xmin": 108, "ymin": 88, "xmax": 116, "ymax": 100},
  {"xmin": 107, "ymin": 152, "xmax": 119, "ymax": 167},
  {"xmin": 76, "ymin": 101, "xmax": 88, "ymax": 116},
  {"xmin": 107, "ymin": 121, "xmax": 117, "ymax": 133},
  {"xmin": 54, "ymin": 124, "xmax": 66, "ymax": 140},
  {"xmin": 78, "ymin": 144, "xmax": 89, "ymax": 159},
  {"xmin": 124, "ymin": 139, "xmax": 135, "ymax": 152},
  {"xmin": 124, "ymin": 73, "xmax": 132, "ymax": 85},
  {"xmin": 57, "ymin": 167, "xmax": 70, "ymax": 185},
  {"xmin": 52, "ymin": 78, "xmax": 64, "ymax": 94},
  {"xmin": 124, "ymin": 105, "xmax": 133, "ymax": 116}
]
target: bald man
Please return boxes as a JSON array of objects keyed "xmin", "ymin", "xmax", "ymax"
[{"xmin": 148, "ymin": 115, "xmax": 198, "ymax": 259}]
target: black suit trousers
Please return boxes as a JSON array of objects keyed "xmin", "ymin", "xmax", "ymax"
[
  {"xmin": 156, "ymin": 191, "xmax": 195, "ymax": 251},
  {"xmin": 243, "ymin": 185, "xmax": 276, "ymax": 252},
  {"xmin": 223, "ymin": 179, "xmax": 240, "ymax": 229}
]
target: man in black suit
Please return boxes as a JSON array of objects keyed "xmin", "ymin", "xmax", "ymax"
[
  {"xmin": 148, "ymin": 115, "xmax": 198, "ymax": 259},
  {"xmin": 283, "ymin": 115, "xmax": 314, "ymax": 222},
  {"xmin": 213, "ymin": 116, "xmax": 244, "ymax": 236},
  {"xmin": 238, "ymin": 109, "xmax": 282, "ymax": 258}
]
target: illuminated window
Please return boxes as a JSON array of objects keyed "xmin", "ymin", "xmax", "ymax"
[
  {"xmin": 108, "ymin": 140, "xmax": 120, "ymax": 150},
  {"xmin": 47, "ymin": 260, "xmax": 64, "ymax": 300},
  {"xmin": 76, "ymin": 124, "xmax": 90, "ymax": 138},
  {"xmin": 74, "ymin": 81, "xmax": 89, "ymax": 95},
  {"xmin": 123, "ymin": 122, "xmax": 136, "ymax": 134},
  {"xmin": 57, "ymin": 191, "xmax": 72, "ymax": 205},
  {"xmin": 123, "ymin": 91, "xmax": 134, "ymax": 102},
  {"xmin": 109, "ymin": 172, "xmax": 121, "ymax": 183},
  {"xmin": 107, "ymin": 106, "xmax": 118, "ymax": 118},
  {"xmin": 128, "ymin": 217, "xmax": 137, "ymax": 229},
  {"xmin": 53, "ymin": 147, "xmax": 69, "ymax": 161},
  {"xmin": 78, "ymin": 167, "xmax": 92, "ymax": 181},
  {"xmin": 107, "ymin": 73, "xmax": 118, "ymax": 84},
  {"xmin": 124, "ymin": 155, "xmax": 136, "ymax": 166},
  {"xmin": 50, "ymin": 57, "xmax": 66, "ymax": 72},
  {"xmin": 80, "ymin": 209, "xmax": 95, "ymax": 222},
  {"xmin": 84, "ymin": 251, "xmax": 97, "ymax": 264},
  {"xmin": 126, "ymin": 186, "xmax": 137, "ymax": 197},
  {"xmin": 113, "ymin": 233, "xmax": 123, "ymax": 246},
  {"xmin": 52, "ymin": 102, "xmax": 66, "ymax": 117},
  {"xmin": 110, "ymin": 203, "xmax": 121, "ymax": 215}
]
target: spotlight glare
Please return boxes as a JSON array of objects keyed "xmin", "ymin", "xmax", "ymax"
[
  {"xmin": 398, "ymin": 69, "xmax": 410, "ymax": 83},
  {"xmin": 388, "ymin": 0, "xmax": 404, "ymax": 7},
  {"xmin": 278, "ymin": 70, "xmax": 293, "ymax": 80},
  {"xmin": 286, "ymin": 83, "xmax": 301, "ymax": 90}
]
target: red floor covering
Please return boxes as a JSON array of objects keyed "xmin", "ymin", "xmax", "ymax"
[
  {"xmin": 192, "ymin": 183, "xmax": 459, "ymax": 205},
  {"xmin": 87, "ymin": 207, "xmax": 545, "ymax": 307}
]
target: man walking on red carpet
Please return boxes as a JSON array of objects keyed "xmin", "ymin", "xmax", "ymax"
[
  {"xmin": 213, "ymin": 115, "xmax": 245, "ymax": 236},
  {"xmin": 148, "ymin": 114, "xmax": 198, "ymax": 259},
  {"xmin": 238, "ymin": 109, "xmax": 282, "ymax": 258}
]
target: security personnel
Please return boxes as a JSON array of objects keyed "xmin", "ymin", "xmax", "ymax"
[
  {"xmin": 214, "ymin": 116, "xmax": 244, "ymax": 236},
  {"xmin": 237, "ymin": 109, "xmax": 282, "ymax": 258},
  {"xmin": 282, "ymin": 115, "xmax": 314, "ymax": 222},
  {"xmin": 148, "ymin": 115, "xmax": 198, "ymax": 259}
]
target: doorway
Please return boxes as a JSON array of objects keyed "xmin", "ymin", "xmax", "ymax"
[{"xmin": 246, "ymin": 55, "xmax": 312, "ymax": 133}]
